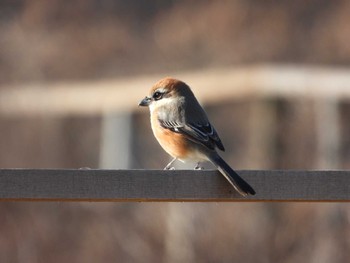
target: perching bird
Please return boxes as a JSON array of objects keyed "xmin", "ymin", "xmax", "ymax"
[{"xmin": 139, "ymin": 77, "xmax": 255, "ymax": 196}]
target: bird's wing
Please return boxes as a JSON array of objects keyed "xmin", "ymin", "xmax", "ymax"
[{"xmin": 159, "ymin": 119, "xmax": 225, "ymax": 151}]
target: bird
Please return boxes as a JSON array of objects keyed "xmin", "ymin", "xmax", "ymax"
[{"xmin": 139, "ymin": 77, "xmax": 255, "ymax": 196}]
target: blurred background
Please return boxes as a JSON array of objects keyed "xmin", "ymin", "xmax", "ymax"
[{"xmin": 1, "ymin": 0, "xmax": 350, "ymax": 262}]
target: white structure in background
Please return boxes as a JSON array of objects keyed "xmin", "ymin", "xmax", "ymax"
[{"xmin": 99, "ymin": 112, "xmax": 132, "ymax": 169}]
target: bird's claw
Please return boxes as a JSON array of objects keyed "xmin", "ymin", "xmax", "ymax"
[
  {"xmin": 164, "ymin": 166, "xmax": 176, "ymax": 170},
  {"xmin": 194, "ymin": 164, "xmax": 204, "ymax": 170}
]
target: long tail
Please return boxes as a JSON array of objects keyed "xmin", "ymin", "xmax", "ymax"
[{"xmin": 208, "ymin": 153, "xmax": 255, "ymax": 196}]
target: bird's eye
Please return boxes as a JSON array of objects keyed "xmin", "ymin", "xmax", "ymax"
[{"xmin": 153, "ymin": 91, "xmax": 163, "ymax": 100}]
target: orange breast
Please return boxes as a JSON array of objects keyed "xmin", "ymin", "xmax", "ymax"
[{"xmin": 151, "ymin": 113, "xmax": 189, "ymax": 159}]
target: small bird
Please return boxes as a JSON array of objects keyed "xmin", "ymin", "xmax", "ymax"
[{"xmin": 139, "ymin": 77, "xmax": 255, "ymax": 196}]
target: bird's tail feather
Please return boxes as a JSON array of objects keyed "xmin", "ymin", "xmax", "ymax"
[{"xmin": 208, "ymin": 154, "xmax": 255, "ymax": 196}]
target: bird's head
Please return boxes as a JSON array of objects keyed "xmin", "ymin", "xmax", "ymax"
[{"xmin": 139, "ymin": 77, "xmax": 193, "ymax": 110}]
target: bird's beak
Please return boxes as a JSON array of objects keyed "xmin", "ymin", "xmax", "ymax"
[{"xmin": 139, "ymin": 96, "xmax": 151, "ymax": 106}]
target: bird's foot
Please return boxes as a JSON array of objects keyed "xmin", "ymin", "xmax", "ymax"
[
  {"xmin": 164, "ymin": 166, "xmax": 176, "ymax": 170},
  {"xmin": 194, "ymin": 163, "xmax": 204, "ymax": 170},
  {"xmin": 164, "ymin": 157, "xmax": 177, "ymax": 170}
]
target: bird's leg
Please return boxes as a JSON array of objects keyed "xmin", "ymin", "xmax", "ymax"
[
  {"xmin": 164, "ymin": 157, "xmax": 177, "ymax": 170},
  {"xmin": 194, "ymin": 162, "xmax": 204, "ymax": 170}
]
